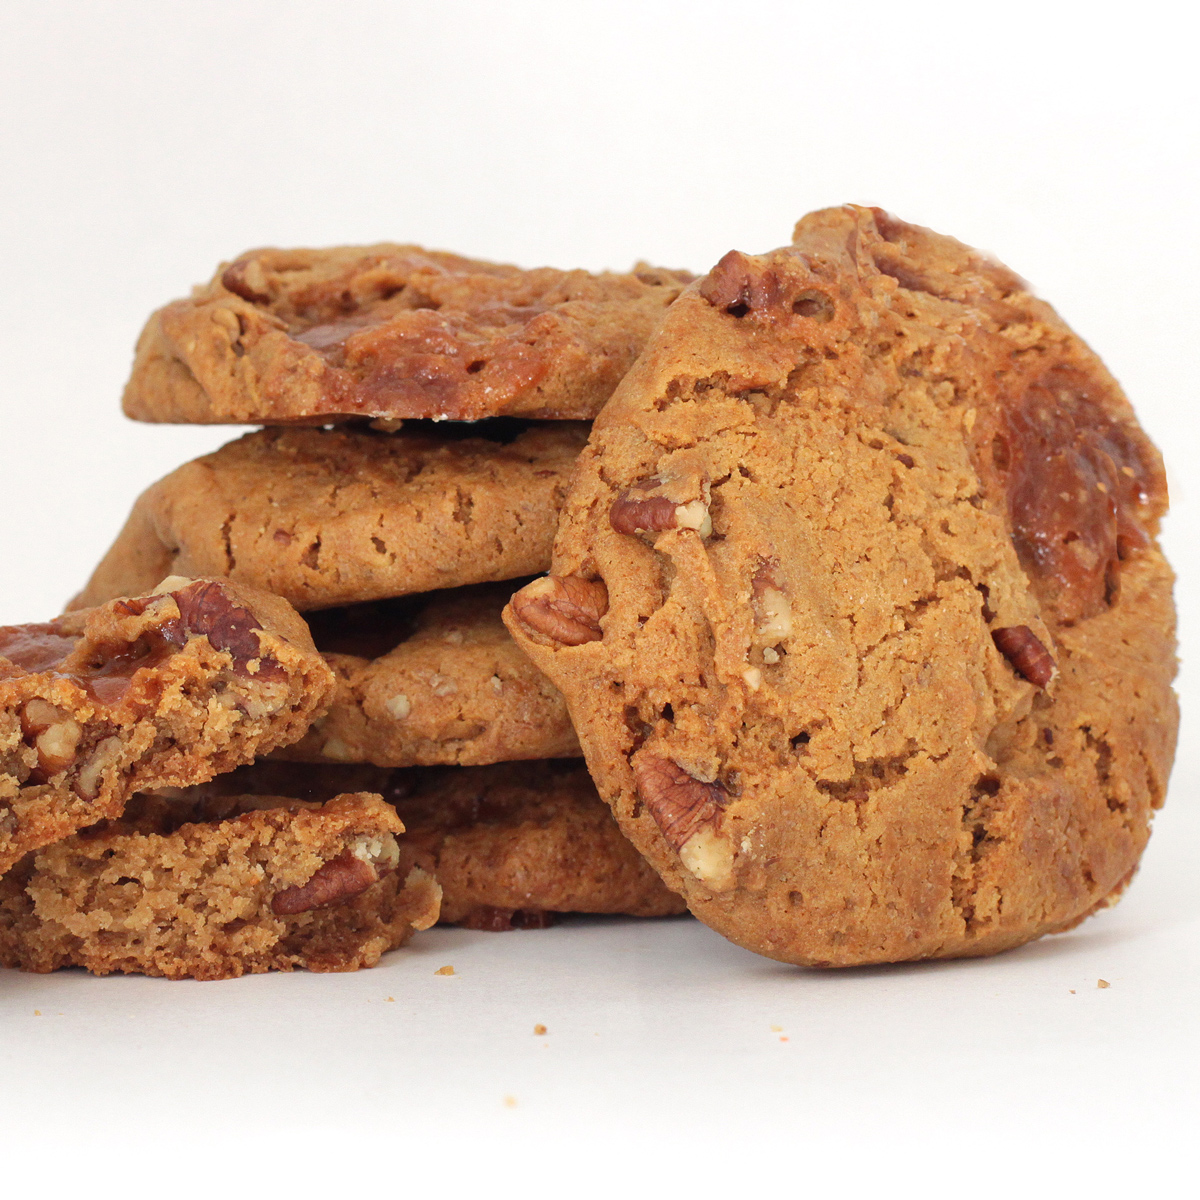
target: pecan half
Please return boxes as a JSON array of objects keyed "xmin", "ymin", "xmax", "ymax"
[
  {"xmin": 509, "ymin": 576, "xmax": 608, "ymax": 646},
  {"xmin": 272, "ymin": 851, "xmax": 378, "ymax": 915},
  {"xmin": 992, "ymin": 625, "xmax": 1056, "ymax": 688}
]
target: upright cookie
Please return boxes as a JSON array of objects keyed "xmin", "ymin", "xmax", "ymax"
[
  {"xmin": 0, "ymin": 791, "xmax": 441, "ymax": 979},
  {"xmin": 122, "ymin": 244, "xmax": 692, "ymax": 424},
  {"xmin": 278, "ymin": 584, "xmax": 579, "ymax": 768},
  {"xmin": 201, "ymin": 759, "xmax": 687, "ymax": 929},
  {"xmin": 72, "ymin": 422, "xmax": 588, "ymax": 612},
  {"xmin": 506, "ymin": 205, "xmax": 1177, "ymax": 967},
  {"xmin": 1, "ymin": 577, "xmax": 335, "ymax": 873}
]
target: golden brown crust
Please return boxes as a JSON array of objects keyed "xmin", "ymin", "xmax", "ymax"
[
  {"xmin": 71, "ymin": 422, "xmax": 589, "ymax": 612},
  {"xmin": 0, "ymin": 578, "xmax": 335, "ymax": 874},
  {"xmin": 505, "ymin": 204, "xmax": 1178, "ymax": 967},
  {"xmin": 277, "ymin": 584, "xmax": 580, "ymax": 768},
  {"xmin": 122, "ymin": 244, "xmax": 693, "ymax": 424},
  {"xmin": 0, "ymin": 792, "xmax": 441, "ymax": 979}
]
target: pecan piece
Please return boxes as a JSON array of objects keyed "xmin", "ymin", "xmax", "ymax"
[
  {"xmin": 221, "ymin": 256, "xmax": 271, "ymax": 304},
  {"xmin": 699, "ymin": 250, "xmax": 789, "ymax": 317},
  {"xmin": 992, "ymin": 625, "xmax": 1056, "ymax": 688},
  {"xmin": 632, "ymin": 752, "xmax": 734, "ymax": 889},
  {"xmin": 20, "ymin": 699, "xmax": 82, "ymax": 779},
  {"xmin": 509, "ymin": 576, "xmax": 608, "ymax": 646},
  {"xmin": 610, "ymin": 494, "xmax": 711, "ymax": 537},
  {"xmin": 272, "ymin": 851, "xmax": 378, "ymax": 916},
  {"xmin": 172, "ymin": 580, "xmax": 286, "ymax": 681}
]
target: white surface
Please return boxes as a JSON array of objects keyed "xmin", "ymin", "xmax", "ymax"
[{"xmin": 0, "ymin": 3, "xmax": 1197, "ymax": 1194}]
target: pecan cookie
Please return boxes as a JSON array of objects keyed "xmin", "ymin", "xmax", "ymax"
[
  {"xmin": 122, "ymin": 243, "xmax": 692, "ymax": 424},
  {"xmin": 277, "ymin": 584, "xmax": 579, "ymax": 768},
  {"xmin": 0, "ymin": 577, "xmax": 335, "ymax": 874},
  {"xmin": 0, "ymin": 791, "xmax": 441, "ymax": 979},
  {"xmin": 505, "ymin": 205, "xmax": 1178, "ymax": 967},
  {"xmin": 72, "ymin": 421, "xmax": 588, "ymax": 612},
  {"xmin": 193, "ymin": 759, "xmax": 687, "ymax": 929}
]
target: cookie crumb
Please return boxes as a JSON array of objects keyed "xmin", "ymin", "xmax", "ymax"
[
  {"xmin": 435, "ymin": 965, "xmax": 456, "ymax": 976},
  {"xmin": 33, "ymin": 1010, "xmax": 41, "ymax": 1016},
  {"xmin": 770, "ymin": 1024, "xmax": 782, "ymax": 1032},
  {"xmin": 503, "ymin": 1095, "xmax": 517, "ymax": 1109},
  {"xmin": 779, "ymin": 1036, "xmax": 789, "ymax": 1042},
  {"xmin": 386, "ymin": 996, "xmax": 395, "ymax": 1002},
  {"xmin": 1069, "ymin": 989, "xmax": 1076, "ymax": 994},
  {"xmin": 1097, "ymin": 978, "xmax": 1111, "ymax": 988},
  {"xmin": 534, "ymin": 1023, "xmax": 547, "ymax": 1036}
]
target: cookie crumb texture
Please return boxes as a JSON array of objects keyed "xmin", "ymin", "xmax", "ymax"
[
  {"xmin": 72, "ymin": 423, "xmax": 589, "ymax": 612},
  {"xmin": 506, "ymin": 205, "xmax": 1178, "ymax": 966},
  {"xmin": 279, "ymin": 584, "xmax": 579, "ymax": 767},
  {"xmin": 190, "ymin": 758, "xmax": 687, "ymax": 927},
  {"xmin": 0, "ymin": 792, "xmax": 440, "ymax": 979},
  {"xmin": 122, "ymin": 244, "xmax": 693, "ymax": 424},
  {"xmin": 0, "ymin": 579, "xmax": 335, "ymax": 875}
]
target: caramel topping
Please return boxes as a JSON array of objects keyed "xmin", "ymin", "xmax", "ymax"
[
  {"xmin": 0, "ymin": 581, "xmax": 283, "ymax": 708},
  {"xmin": 991, "ymin": 367, "xmax": 1164, "ymax": 623},
  {"xmin": 0, "ymin": 625, "xmax": 78, "ymax": 673}
]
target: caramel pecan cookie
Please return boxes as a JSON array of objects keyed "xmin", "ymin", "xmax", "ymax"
[
  {"xmin": 0, "ymin": 791, "xmax": 440, "ymax": 979},
  {"xmin": 0, "ymin": 577, "xmax": 335, "ymax": 874},
  {"xmin": 194, "ymin": 759, "xmax": 686, "ymax": 929},
  {"xmin": 122, "ymin": 243, "xmax": 692, "ymax": 424},
  {"xmin": 505, "ymin": 205, "xmax": 1178, "ymax": 967},
  {"xmin": 72, "ymin": 421, "xmax": 588, "ymax": 612},
  {"xmin": 276, "ymin": 584, "xmax": 579, "ymax": 768}
]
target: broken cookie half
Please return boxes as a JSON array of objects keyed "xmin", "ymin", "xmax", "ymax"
[
  {"xmin": 0, "ymin": 577, "xmax": 336, "ymax": 873},
  {"xmin": 0, "ymin": 790, "xmax": 440, "ymax": 979}
]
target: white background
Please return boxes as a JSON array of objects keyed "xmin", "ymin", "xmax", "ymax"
[{"xmin": 1, "ymin": 2, "xmax": 1197, "ymax": 1195}]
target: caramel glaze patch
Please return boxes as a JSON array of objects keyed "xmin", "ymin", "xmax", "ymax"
[
  {"xmin": 984, "ymin": 365, "xmax": 1166, "ymax": 624},
  {"xmin": 0, "ymin": 581, "xmax": 283, "ymax": 709}
]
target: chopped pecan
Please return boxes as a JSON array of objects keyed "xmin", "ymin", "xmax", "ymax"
[
  {"xmin": 632, "ymin": 753, "xmax": 726, "ymax": 853},
  {"xmin": 609, "ymin": 493, "xmax": 711, "ymax": 537},
  {"xmin": 221, "ymin": 257, "xmax": 271, "ymax": 304},
  {"xmin": 509, "ymin": 576, "xmax": 608, "ymax": 646},
  {"xmin": 752, "ymin": 562, "xmax": 793, "ymax": 642},
  {"xmin": 272, "ymin": 851, "xmax": 378, "ymax": 915},
  {"xmin": 699, "ymin": 250, "xmax": 788, "ymax": 317},
  {"xmin": 992, "ymin": 625, "xmax": 1056, "ymax": 688},
  {"xmin": 172, "ymin": 581, "xmax": 285, "ymax": 680}
]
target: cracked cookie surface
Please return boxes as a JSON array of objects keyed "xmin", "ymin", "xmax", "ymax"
[
  {"xmin": 0, "ymin": 791, "xmax": 440, "ymax": 979},
  {"xmin": 0, "ymin": 577, "xmax": 335, "ymax": 874},
  {"xmin": 73, "ymin": 421, "xmax": 588, "ymax": 612},
  {"xmin": 122, "ymin": 243, "xmax": 692, "ymax": 424},
  {"xmin": 277, "ymin": 584, "xmax": 579, "ymax": 768},
  {"xmin": 196, "ymin": 759, "xmax": 687, "ymax": 929},
  {"xmin": 505, "ymin": 204, "xmax": 1177, "ymax": 967}
]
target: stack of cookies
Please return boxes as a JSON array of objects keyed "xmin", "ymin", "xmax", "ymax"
[{"xmin": 1, "ymin": 209, "xmax": 1179, "ymax": 979}]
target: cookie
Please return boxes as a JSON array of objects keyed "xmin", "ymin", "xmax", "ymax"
[
  {"xmin": 505, "ymin": 204, "xmax": 1178, "ymax": 967},
  {"xmin": 276, "ymin": 584, "xmax": 579, "ymax": 768},
  {"xmin": 121, "ymin": 243, "xmax": 693, "ymax": 424},
  {"xmin": 1, "ymin": 576, "xmax": 335, "ymax": 874},
  {"xmin": 0, "ymin": 790, "xmax": 441, "ymax": 979},
  {"xmin": 197, "ymin": 759, "xmax": 687, "ymax": 929},
  {"xmin": 72, "ymin": 421, "xmax": 588, "ymax": 612}
]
